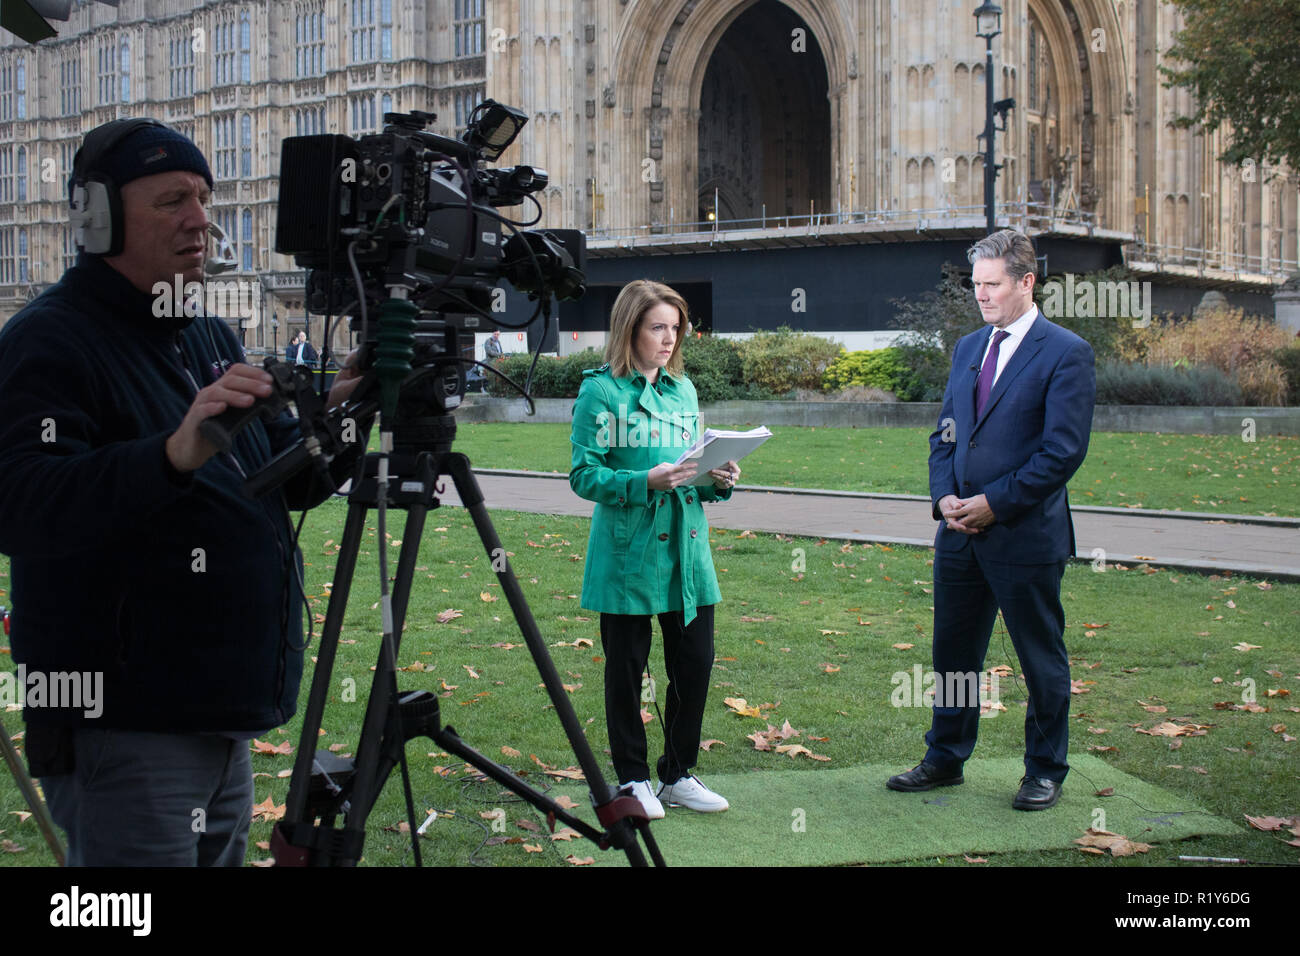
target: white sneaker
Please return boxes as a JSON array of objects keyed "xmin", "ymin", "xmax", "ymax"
[
  {"xmin": 656, "ymin": 774, "xmax": 729, "ymax": 812},
  {"xmin": 625, "ymin": 779, "xmax": 665, "ymax": 819}
]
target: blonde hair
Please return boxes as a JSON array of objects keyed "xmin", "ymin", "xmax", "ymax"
[{"xmin": 604, "ymin": 279, "xmax": 690, "ymax": 378}]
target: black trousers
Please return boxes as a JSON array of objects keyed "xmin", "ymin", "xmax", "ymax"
[{"xmin": 600, "ymin": 605, "xmax": 715, "ymax": 786}]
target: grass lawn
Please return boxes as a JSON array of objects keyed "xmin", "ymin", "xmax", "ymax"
[
  {"xmin": 448, "ymin": 422, "xmax": 1300, "ymax": 517},
  {"xmin": 2, "ymin": 501, "xmax": 1297, "ymax": 867}
]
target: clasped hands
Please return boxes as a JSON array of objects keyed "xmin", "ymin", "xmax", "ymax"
[
  {"xmin": 647, "ymin": 459, "xmax": 740, "ymax": 492},
  {"xmin": 937, "ymin": 493, "xmax": 996, "ymax": 534}
]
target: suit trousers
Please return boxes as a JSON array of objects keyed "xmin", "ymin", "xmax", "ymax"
[
  {"xmin": 600, "ymin": 605, "xmax": 714, "ymax": 786},
  {"xmin": 924, "ymin": 544, "xmax": 1071, "ymax": 782}
]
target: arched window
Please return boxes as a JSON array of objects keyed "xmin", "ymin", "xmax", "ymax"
[
  {"xmin": 120, "ymin": 40, "xmax": 129, "ymax": 103},
  {"xmin": 313, "ymin": 12, "xmax": 323, "ymax": 72},
  {"xmin": 15, "ymin": 55, "xmax": 25, "ymax": 119},
  {"xmin": 241, "ymin": 209, "xmax": 253, "ymax": 271},
  {"xmin": 381, "ymin": 93, "xmax": 392, "ymax": 117},
  {"xmin": 17, "ymin": 228, "xmax": 28, "ymax": 282},
  {"xmin": 0, "ymin": 148, "xmax": 11, "ymax": 202},
  {"xmin": 240, "ymin": 12, "xmax": 251, "ymax": 83},
  {"xmin": 352, "ymin": 0, "xmax": 376, "ymax": 62},
  {"xmin": 15, "ymin": 146, "xmax": 25, "ymax": 202},
  {"xmin": 241, "ymin": 114, "xmax": 252, "ymax": 178}
]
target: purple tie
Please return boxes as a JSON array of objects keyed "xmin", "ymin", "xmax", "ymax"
[{"xmin": 975, "ymin": 329, "xmax": 1010, "ymax": 417}]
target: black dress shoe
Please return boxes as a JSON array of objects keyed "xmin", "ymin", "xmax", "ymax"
[
  {"xmin": 886, "ymin": 761, "xmax": 964, "ymax": 792},
  {"xmin": 1012, "ymin": 775, "xmax": 1062, "ymax": 810}
]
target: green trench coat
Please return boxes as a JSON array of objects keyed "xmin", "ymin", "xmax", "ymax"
[{"xmin": 569, "ymin": 365, "xmax": 732, "ymax": 625}]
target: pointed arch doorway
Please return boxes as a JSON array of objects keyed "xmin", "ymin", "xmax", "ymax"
[{"xmin": 696, "ymin": 1, "xmax": 831, "ymax": 227}]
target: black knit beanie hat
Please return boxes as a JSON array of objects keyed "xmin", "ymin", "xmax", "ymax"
[{"xmin": 75, "ymin": 121, "xmax": 214, "ymax": 196}]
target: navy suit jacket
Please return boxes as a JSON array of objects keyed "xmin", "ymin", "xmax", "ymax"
[{"xmin": 928, "ymin": 309, "xmax": 1096, "ymax": 563}]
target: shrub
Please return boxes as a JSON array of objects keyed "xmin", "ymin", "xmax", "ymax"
[
  {"xmin": 483, "ymin": 352, "xmax": 533, "ymax": 397},
  {"xmin": 889, "ymin": 264, "xmax": 983, "ymax": 402},
  {"xmin": 1275, "ymin": 345, "xmax": 1300, "ymax": 406},
  {"xmin": 1095, "ymin": 361, "xmax": 1243, "ymax": 406},
  {"xmin": 891, "ymin": 346, "xmax": 952, "ymax": 402},
  {"xmin": 792, "ymin": 386, "xmax": 897, "ymax": 403},
  {"xmin": 551, "ymin": 348, "xmax": 607, "ymax": 396},
  {"xmin": 822, "ymin": 347, "xmax": 913, "ymax": 396},
  {"xmin": 735, "ymin": 326, "xmax": 843, "ymax": 394},
  {"xmin": 1036, "ymin": 266, "xmax": 1150, "ymax": 363},
  {"xmin": 888, "ymin": 264, "xmax": 1160, "ymax": 401},
  {"xmin": 482, "ymin": 349, "xmax": 604, "ymax": 398},
  {"xmin": 890, "ymin": 263, "xmax": 982, "ymax": 354},
  {"xmin": 1142, "ymin": 308, "xmax": 1290, "ymax": 405},
  {"xmin": 681, "ymin": 333, "xmax": 747, "ymax": 402}
]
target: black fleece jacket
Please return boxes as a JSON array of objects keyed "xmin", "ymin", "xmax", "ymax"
[{"xmin": 0, "ymin": 254, "xmax": 340, "ymax": 730}]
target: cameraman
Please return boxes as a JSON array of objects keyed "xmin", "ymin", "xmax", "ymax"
[{"xmin": 0, "ymin": 120, "xmax": 362, "ymax": 865}]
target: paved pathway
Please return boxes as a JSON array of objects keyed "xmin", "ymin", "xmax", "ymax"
[{"xmin": 431, "ymin": 469, "xmax": 1300, "ymax": 581}]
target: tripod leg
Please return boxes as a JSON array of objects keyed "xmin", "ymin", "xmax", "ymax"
[
  {"xmin": 443, "ymin": 453, "xmax": 653, "ymax": 866},
  {"xmin": 0, "ymin": 714, "xmax": 65, "ymax": 865},
  {"xmin": 280, "ymin": 491, "xmax": 370, "ymax": 831},
  {"xmin": 344, "ymin": 452, "xmax": 436, "ymax": 835}
]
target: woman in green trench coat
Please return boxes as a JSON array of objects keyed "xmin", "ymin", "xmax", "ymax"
[{"xmin": 569, "ymin": 280, "xmax": 739, "ymax": 819}]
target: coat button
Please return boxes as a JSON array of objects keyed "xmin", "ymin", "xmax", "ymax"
[
  {"xmin": 658, "ymin": 533, "xmax": 669, "ymax": 541},
  {"xmin": 689, "ymin": 529, "xmax": 698, "ymax": 538},
  {"xmin": 969, "ymin": 440, "xmax": 977, "ymax": 448},
  {"xmin": 685, "ymin": 495, "xmax": 694, "ymax": 504},
  {"xmin": 683, "ymin": 430, "xmax": 691, "ymax": 440},
  {"xmin": 651, "ymin": 429, "xmax": 659, "ymax": 439},
  {"xmin": 617, "ymin": 496, "xmax": 624, "ymax": 503}
]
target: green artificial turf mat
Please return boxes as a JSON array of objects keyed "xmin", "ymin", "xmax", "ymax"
[{"xmin": 554, "ymin": 755, "xmax": 1241, "ymax": 866}]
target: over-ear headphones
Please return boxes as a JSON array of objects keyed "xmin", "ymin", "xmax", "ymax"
[{"xmin": 68, "ymin": 117, "xmax": 165, "ymax": 256}]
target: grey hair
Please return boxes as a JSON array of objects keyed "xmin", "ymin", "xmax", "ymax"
[{"xmin": 966, "ymin": 229, "xmax": 1037, "ymax": 282}]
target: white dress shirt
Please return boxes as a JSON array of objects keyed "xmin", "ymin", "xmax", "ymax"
[{"xmin": 977, "ymin": 305, "xmax": 1038, "ymax": 387}]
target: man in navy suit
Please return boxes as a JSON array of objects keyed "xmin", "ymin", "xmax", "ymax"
[{"xmin": 887, "ymin": 229, "xmax": 1095, "ymax": 810}]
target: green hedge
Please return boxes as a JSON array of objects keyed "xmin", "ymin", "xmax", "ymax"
[
  {"xmin": 735, "ymin": 326, "xmax": 843, "ymax": 394},
  {"xmin": 680, "ymin": 333, "xmax": 770, "ymax": 402},
  {"xmin": 822, "ymin": 346, "xmax": 916, "ymax": 397},
  {"xmin": 478, "ymin": 329, "xmax": 1296, "ymax": 406},
  {"xmin": 482, "ymin": 349, "xmax": 605, "ymax": 398},
  {"xmin": 480, "ymin": 340, "xmax": 767, "ymax": 401}
]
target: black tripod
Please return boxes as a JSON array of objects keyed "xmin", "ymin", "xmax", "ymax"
[{"xmin": 271, "ymin": 422, "xmax": 664, "ymax": 866}]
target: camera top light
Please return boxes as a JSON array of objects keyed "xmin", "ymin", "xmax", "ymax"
[{"xmin": 463, "ymin": 100, "xmax": 528, "ymax": 162}]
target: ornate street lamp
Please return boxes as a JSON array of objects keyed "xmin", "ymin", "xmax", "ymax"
[{"xmin": 974, "ymin": 2, "xmax": 1014, "ymax": 234}]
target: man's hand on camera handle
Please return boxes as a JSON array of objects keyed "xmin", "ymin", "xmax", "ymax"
[{"xmin": 166, "ymin": 364, "xmax": 272, "ymax": 473}]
